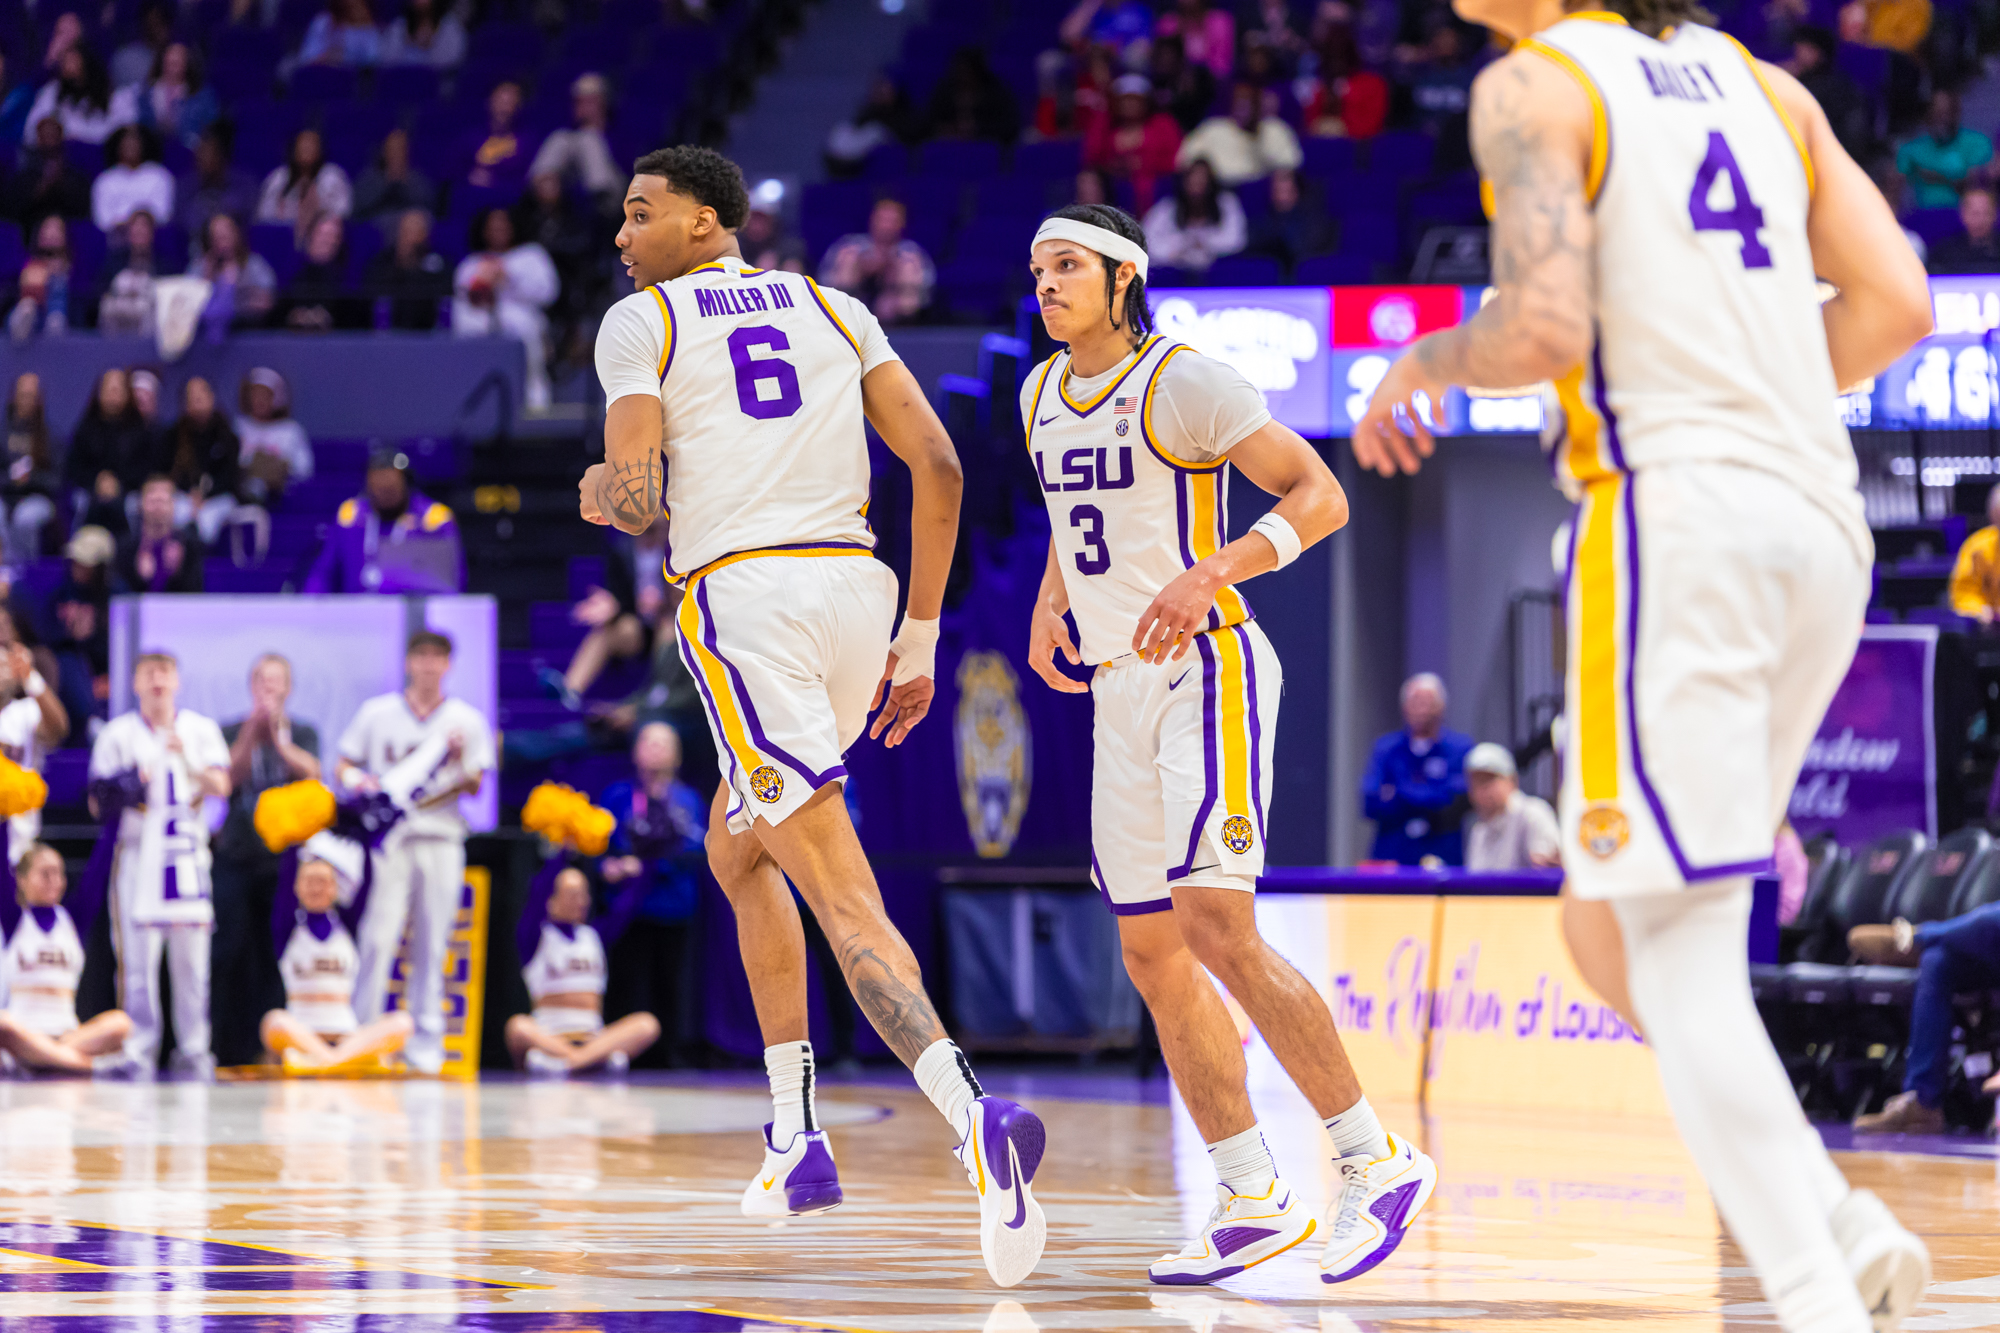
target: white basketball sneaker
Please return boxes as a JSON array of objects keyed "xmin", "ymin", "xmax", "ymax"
[
  {"xmin": 1149, "ymin": 1179, "xmax": 1318, "ymax": 1284},
  {"xmin": 1318, "ymin": 1132, "xmax": 1436, "ymax": 1283},
  {"xmin": 1832, "ymin": 1188, "xmax": 1930, "ymax": 1332},
  {"xmin": 954, "ymin": 1095, "xmax": 1047, "ymax": 1287},
  {"xmin": 741, "ymin": 1124, "xmax": 844, "ymax": 1218}
]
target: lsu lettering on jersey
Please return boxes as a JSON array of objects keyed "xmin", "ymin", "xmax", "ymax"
[
  {"xmin": 1530, "ymin": 14, "xmax": 1868, "ymax": 558},
  {"xmin": 595, "ymin": 255, "xmax": 901, "ymax": 578},
  {"xmin": 278, "ymin": 914, "xmax": 361, "ymax": 1035},
  {"xmin": 1021, "ymin": 335, "xmax": 1267, "ymax": 664},
  {"xmin": 1, "ymin": 905, "xmax": 83, "ymax": 1036},
  {"xmin": 524, "ymin": 922, "xmax": 607, "ymax": 1036}
]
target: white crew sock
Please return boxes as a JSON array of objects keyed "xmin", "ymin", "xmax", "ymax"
[
  {"xmin": 1207, "ymin": 1125, "xmax": 1278, "ymax": 1197},
  {"xmin": 1323, "ymin": 1094, "xmax": 1392, "ymax": 1162},
  {"xmin": 765, "ymin": 1041, "xmax": 817, "ymax": 1143},
  {"xmin": 1613, "ymin": 882, "xmax": 1870, "ymax": 1333},
  {"xmin": 913, "ymin": 1038, "xmax": 985, "ymax": 1134}
]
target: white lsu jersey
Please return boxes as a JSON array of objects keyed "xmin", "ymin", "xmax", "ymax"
[
  {"xmin": 595, "ymin": 255, "xmax": 902, "ymax": 579},
  {"xmin": 523, "ymin": 921, "xmax": 606, "ymax": 1004},
  {"xmin": 338, "ymin": 694, "xmax": 495, "ymax": 840},
  {"xmin": 278, "ymin": 915, "xmax": 360, "ymax": 1035},
  {"xmin": 2, "ymin": 905, "xmax": 83, "ymax": 1036},
  {"xmin": 1021, "ymin": 335, "xmax": 1267, "ymax": 665},
  {"xmin": 1530, "ymin": 14, "xmax": 1869, "ymax": 559}
]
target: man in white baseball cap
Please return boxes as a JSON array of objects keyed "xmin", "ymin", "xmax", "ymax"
[{"xmin": 1463, "ymin": 741, "xmax": 1560, "ymax": 872}]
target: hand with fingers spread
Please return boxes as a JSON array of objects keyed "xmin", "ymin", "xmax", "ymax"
[
  {"xmin": 1029, "ymin": 588, "xmax": 1089, "ymax": 694},
  {"xmin": 869, "ymin": 654, "xmax": 934, "ymax": 747},
  {"xmin": 1351, "ymin": 350, "xmax": 1448, "ymax": 478},
  {"xmin": 1132, "ymin": 562, "xmax": 1221, "ymax": 665}
]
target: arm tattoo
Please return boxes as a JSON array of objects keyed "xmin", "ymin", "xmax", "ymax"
[
  {"xmin": 836, "ymin": 934, "xmax": 945, "ymax": 1066},
  {"xmin": 1418, "ymin": 58, "xmax": 1596, "ymax": 388},
  {"xmin": 597, "ymin": 451, "xmax": 660, "ymax": 531}
]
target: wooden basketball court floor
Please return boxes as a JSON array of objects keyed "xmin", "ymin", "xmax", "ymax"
[{"xmin": 0, "ymin": 1069, "xmax": 1996, "ymax": 1333}]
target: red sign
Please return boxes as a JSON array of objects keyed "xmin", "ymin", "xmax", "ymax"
[{"xmin": 1331, "ymin": 286, "xmax": 1465, "ymax": 349}]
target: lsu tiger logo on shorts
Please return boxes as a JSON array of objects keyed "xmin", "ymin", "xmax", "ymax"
[
  {"xmin": 1220, "ymin": 815, "xmax": 1255, "ymax": 855},
  {"xmin": 750, "ymin": 765, "xmax": 785, "ymax": 804},
  {"xmin": 1577, "ymin": 803, "xmax": 1630, "ymax": 860}
]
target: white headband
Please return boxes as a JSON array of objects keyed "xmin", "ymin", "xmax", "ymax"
[{"xmin": 1033, "ymin": 219, "xmax": 1149, "ymax": 282}]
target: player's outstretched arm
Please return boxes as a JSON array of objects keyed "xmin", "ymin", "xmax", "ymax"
[
  {"xmin": 1353, "ymin": 49, "xmax": 1595, "ymax": 476},
  {"xmin": 1759, "ymin": 62, "xmax": 1933, "ymax": 390},
  {"xmin": 860, "ymin": 359, "xmax": 965, "ymax": 746},
  {"xmin": 1132, "ymin": 421, "xmax": 1347, "ymax": 663},
  {"xmin": 580, "ymin": 395, "xmax": 665, "ymax": 534}
]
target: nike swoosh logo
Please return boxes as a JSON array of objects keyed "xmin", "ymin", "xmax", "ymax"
[
  {"xmin": 1006, "ymin": 1177, "xmax": 1027, "ymax": 1230},
  {"xmin": 1188, "ymin": 863, "xmax": 1219, "ymax": 875},
  {"xmin": 761, "ymin": 1176, "xmax": 775, "ymax": 1190},
  {"xmin": 1038, "ymin": 415, "xmax": 1059, "ymax": 426},
  {"xmin": 1168, "ymin": 671, "xmax": 1192, "ymax": 691}
]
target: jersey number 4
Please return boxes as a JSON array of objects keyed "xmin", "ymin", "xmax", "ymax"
[
  {"xmin": 729, "ymin": 325, "xmax": 804, "ymax": 420},
  {"xmin": 1687, "ymin": 131, "xmax": 1772, "ymax": 269}
]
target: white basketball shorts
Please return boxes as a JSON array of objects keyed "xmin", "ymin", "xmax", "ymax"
[
  {"xmin": 1561, "ymin": 460, "xmax": 1869, "ymax": 899},
  {"xmin": 675, "ymin": 546, "xmax": 896, "ymax": 834},
  {"xmin": 1090, "ymin": 620, "xmax": 1281, "ymax": 914}
]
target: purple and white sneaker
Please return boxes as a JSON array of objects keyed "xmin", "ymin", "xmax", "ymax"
[
  {"xmin": 740, "ymin": 1124, "xmax": 844, "ymax": 1218},
  {"xmin": 1148, "ymin": 1179, "xmax": 1317, "ymax": 1284},
  {"xmin": 1318, "ymin": 1132, "xmax": 1435, "ymax": 1283},
  {"xmin": 954, "ymin": 1095, "xmax": 1047, "ymax": 1287}
]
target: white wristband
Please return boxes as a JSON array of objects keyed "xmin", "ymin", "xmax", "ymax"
[
  {"xmin": 22, "ymin": 671, "xmax": 45, "ymax": 698},
  {"xmin": 888, "ymin": 616, "xmax": 940, "ymax": 687},
  {"xmin": 1249, "ymin": 512, "xmax": 1303, "ymax": 570}
]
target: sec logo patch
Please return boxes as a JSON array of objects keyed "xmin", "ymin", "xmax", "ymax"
[
  {"xmin": 1220, "ymin": 815, "xmax": 1255, "ymax": 855},
  {"xmin": 1115, "ymin": 418, "xmax": 1130, "ymax": 436},
  {"xmin": 1577, "ymin": 803, "xmax": 1629, "ymax": 859},
  {"xmin": 750, "ymin": 765, "xmax": 785, "ymax": 804}
]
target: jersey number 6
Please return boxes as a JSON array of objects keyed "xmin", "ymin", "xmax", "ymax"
[
  {"xmin": 1687, "ymin": 131, "xmax": 1772, "ymax": 269},
  {"xmin": 729, "ymin": 325, "xmax": 804, "ymax": 420},
  {"xmin": 1071, "ymin": 504, "xmax": 1110, "ymax": 575}
]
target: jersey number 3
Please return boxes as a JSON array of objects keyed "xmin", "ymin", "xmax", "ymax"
[
  {"xmin": 1071, "ymin": 504, "xmax": 1110, "ymax": 575},
  {"xmin": 1687, "ymin": 131, "xmax": 1772, "ymax": 269},
  {"xmin": 729, "ymin": 325, "xmax": 804, "ymax": 420}
]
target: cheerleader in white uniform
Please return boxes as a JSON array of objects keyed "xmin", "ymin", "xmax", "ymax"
[
  {"xmin": 259, "ymin": 848, "xmax": 414, "ymax": 1071},
  {"xmin": 0, "ymin": 842, "xmax": 134, "ymax": 1074},
  {"xmin": 505, "ymin": 862, "xmax": 658, "ymax": 1076}
]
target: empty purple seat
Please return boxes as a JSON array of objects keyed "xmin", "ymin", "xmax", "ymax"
[
  {"xmin": 248, "ymin": 222, "xmax": 301, "ymax": 281},
  {"xmin": 1864, "ymin": 606, "xmax": 1900, "ymax": 624},
  {"xmin": 0, "ymin": 222, "xmax": 23, "ymax": 280},
  {"xmin": 862, "ymin": 142, "xmax": 908, "ymax": 181},
  {"xmin": 529, "ymin": 601, "xmax": 589, "ymax": 655},
  {"xmin": 1234, "ymin": 177, "xmax": 1271, "ymax": 218},
  {"xmin": 1013, "ymin": 138, "xmax": 1081, "ymax": 179},
  {"xmin": 1907, "ymin": 208, "xmax": 1964, "ymax": 246},
  {"xmin": 290, "ymin": 64, "xmax": 358, "ymax": 104},
  {"xmin": 377, "ymin": 64, "xmax": 440, "ymax": 107},
  {"xmin": 468, "ymin": 20, "xmax": 543, "ymax": 68},
  {"xmin": 916, "ymin": 139, "xmax": 1002, "ymax": 179},
  {"xmin": 323, "ymin": 104, "xmax": 398, "ymax": 173},
  {"xmin": 1300, "ymin": 136, "xmax": 1356, "ymax": 179},
  {"xmin": 801, "ymin": 179, "xmax": 873, "ymax": 260},
  {"xmin": 64, "ymin": 221, "xmax": 105, "ymax": 286},
  {"xmin": 954, "ymin": 213, "xmax": 1036, "ymax": 262},
  {"xmin": 1148, "ymin": 265, "xmax": 1193, "ymax": 288},
  {"xmin": 1204, "ymin": 254, "xmax": 1283, "ymax": 286},
  {"xmin": 1294, "ymin": 253, "xmax": 1376, "ymax": 285},
  {"xmin": 1340, "ymin": 210, "xmax": 1400, "ymax": 263},
  {"xmin": 1837, "ymin": 41, "xmax": 1890, "ymax": 93},
  {"xmin": 1367, "ymin": 130, "xmax": 1434, "ymax": 179},
  {"xmin": 1905, "ymin": 606, "xmax": 1972, "ymax": 631}
]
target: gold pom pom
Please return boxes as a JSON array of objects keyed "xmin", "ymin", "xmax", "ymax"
[
  {"xmin": 521, "ymin": 782, "xmax": 617, "ymax": 854},
  {"xmin": 0, "ymin": 755, "xmax": 48, "ymax": 818},
  {"xmin": 254, "ymin": 780, "xmax": 338, "ymax": 853}
]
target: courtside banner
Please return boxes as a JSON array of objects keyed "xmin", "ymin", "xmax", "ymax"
[
  {"xmin": 1789, "ymin": 625, "xmax": 1939, "ymax": 844},
  {"xmin": 386, "ymin": 866, "xmax": 490, "ymax": 1080}
]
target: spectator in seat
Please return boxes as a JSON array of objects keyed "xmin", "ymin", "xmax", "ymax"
[
  {"xmin": 39, "ymin": 14, "xmax": 85, "ymax": 85},
  {"xmin": 925, "ymin": 49, "xmax": 1020, "ymax": 144},
  {"xmin": 364, "ymin": 207, "xmax": 449, "ymax": 330},
  {"xmin": 8, "ymin": 215, "xmax": 76, "ymax": 341},
  {"xmin": 115, "ymin": 474, "xmax": 203, "ymax": 593},
  {"xmin": 1898, "ymin": 90, "xmax": 1992, "ymax": 211},
  {"xmin": 1178, "ymin": 80, "xmax": 1303, "ymax": 185},
  {"xmin": 92, "ymin": 125, "xmax": 174, "ymax": 234},
  {"xmin": 129, "ymin": 369, "xmax": 166, "ymax": 467},
  {"xmin": 52, "ymin": 525, "xmax": 113, "ymax": 715},
  {"xmin": 159, "ymin": 375, "xmax": 243, "ymax": 544},
  {"xmin": 1246, "ymin": 167, "xmax": 1335, "ymax": 273},
  {"xmin": 138, "ymin": 44, "xmax": 219, "ymax": 152},
  {"xmin": 529, "ymin": 74, "xmax": 623, "ymax": 206},
  {"xmin": 1850, "ymin": 901, "xmax": 2000, "ymax": 1133},
  {"xmin": 1073, "ymin": 166, "xmax": 1112, "ymax": 205},
  {"xmin": 1301, "ymin": 22, "xmax": 1389, "ymax": 139},
  {"xmin": 24, "ymin": 45, "xmax": 138, "ymax": 146},
  {"xmin": 1155, "ymin": 0, "xmax": 1235, "ymax": 79},
  {"xmin": 819, "ymin": 196, "xmax": 935, "ymax": 326},
  {"xmin": 111, "ymin": 3, "xmax": 173, "ymax": 91},
  {"xmin": 737, "ymin": 189, "xmax": 805, "ymax": 273},
  {"xmin": 1058, "ymin": 0, "xmax": 1155, "ymax": 62},
  {"xmin": 256, "ymin": 129, "xmax": 353, "ymax": 235},
  {"xmin": 280, "ymin": 214, "xmax": 366, "ymax": 330},
  {"xmin": 824, "ymin": 75, "xmax": 917, "ymax": 178},
  {"xmin": 65, "ymin": 368, "xmax": 149, "ymax": 537},
  {"xmin": 353, "ymin": 128, "xmax": 438, "ymax": 222},
  {"xmin": 1362, "ymin": 671, "xmax": 1474, "ymax": 866},
  {"xmin": 453, "ymin": 207, "xmax": 560, "ymax": 411},
  {"xmin": 514, "ymin": 173, "xmax": 596, "ymax": 312},
  {"xmin": 1787, "ymin": 26, "xmax": 1871, "ymax": 164},
  {"xmin": 9, "ymin": 117, "xmax": 91, "ymax": 223},
  {"xmin": 0, "ymin": 53, "xmax": 40, "ymax": 150},
  {"xmin": 1142, "ymin": 159, "xmax": 1246, "ymax": 272},
  {"xmin": 235, "ymin": 368, "xmax": 313, "ymax": 504},
  {"xmin": 540, "ymin": 515, "xmax": 670, "ymax": 709},
  {"xmin": 1928, "ymin": 183, "xmax": 2000, "ymax": 274},
  {"xmin": 1085, "ymin": 75, "xmax": 1184, "ymax": 213},
  {"xmin": 1461, "ymin": 742, "xmax": 1559, "ymax": 871},
  {"xmin": 175, "ymin": 127, "xmax": 257, "ymax": 243},
  {"xmin": 381, "ymin": 0, "xmax": 468, "ymax": 68},
  {"xmin": 1950, "ymin": 482, "xmax": 2000, "ymax": 621},
  {"xmin": 1242, "ymin": 1, "xmax": 1308, "ymax": 70},
  {"xmin": 2, "ymin": 373, "xmax": 59, "ymax": 564},
  {"xmin": 1148, "ymin": 34, "xmax": 1218, "ymax": 134},
  {"xmin": 96, "ymin": 207, "xmax": 163, "ymax": 336},
  {"xmin": 297, "ymin": 0, "xmax": 384, "ymax": 67},
  {"xmin": 1402, "ymin": 22, "xmax": 1478, "ymax": 170},
  {"xmin": 463, "ymin": 81, "xmax": 533, "ymax": 195},
  {"xmin": 304, "ymin": 447, "xmax": 462, "ymax": 594},
  {"xmin": 191, "ymin": 213, "xmax": 278, "ymax": 335}
]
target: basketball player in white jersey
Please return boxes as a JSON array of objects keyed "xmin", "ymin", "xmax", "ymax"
[
  {"xmin": 337, "ymin": 629, "xmax": 494, "ymax": 1076},
  {"xmin": 505, "ymin": 863, "xmax": 660, "ymax": 1077},
  {"xmin": 1355, "ymin": 4, "xmax": 1935, "ymax": 1327},
  {"xmin": 0, "ymin": 842, "xmax": 135, "ymax": 1075},
  {"xmin": 90, "ymin": 651, "xmax": 231, "ymax": 1076},
  {"xmin": 583, "ymin": 146, "xmax": 1046, "ymax": 1286},
  {"xmin": 1022, "ymin": 205, "xmax": 1435, "ymax": 1285},
  {"xmin": 260, "ymin": 849, "xmax": 415, "ymax": 1072}
]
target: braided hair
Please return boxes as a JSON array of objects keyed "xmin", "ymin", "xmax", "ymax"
[
  {"xmin": 1043, "ymin": 203, "xmax": 1154, "ymax": 340},
  {"xmin": 1567, "ymin": 0, "xmax": 1712, "ymax": 36}
]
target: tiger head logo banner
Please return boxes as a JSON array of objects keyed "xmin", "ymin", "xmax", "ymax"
[{"xmin": 955, "ymin": 651, "xmax": 1031, "ymax": 860}]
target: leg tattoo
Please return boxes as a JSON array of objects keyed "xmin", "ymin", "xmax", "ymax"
[{"xmin": 836, "ymin": 935, "xmax": 945, "ymax": 1066}]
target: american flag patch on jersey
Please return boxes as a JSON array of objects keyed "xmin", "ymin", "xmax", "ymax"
[{"xmin": 1112, "ymin": 396, "xmax": 1137, "ymax": 414}]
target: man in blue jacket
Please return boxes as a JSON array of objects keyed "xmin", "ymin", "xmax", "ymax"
[{"xmin": 1362, "ymin": 672, "xmax": 1473, "ymax": 865}]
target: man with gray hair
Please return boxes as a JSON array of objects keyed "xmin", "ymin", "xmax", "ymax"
[
  {"xmin": 528, "ymin": 73, "xmax": 621, "ymax": 201},
  {"xmin": 1362, "ymin": 672, "xmax": 1473, "ymax": 865},
  {"xmin": 1463, "ymin": 742, "xmax": 1560, "ymax": 872}
]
